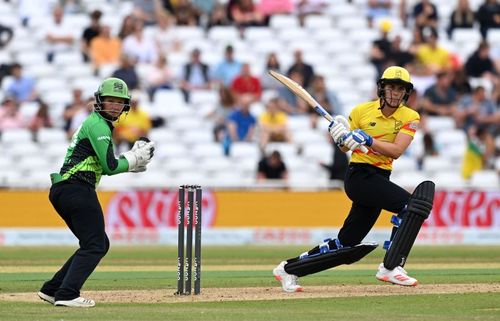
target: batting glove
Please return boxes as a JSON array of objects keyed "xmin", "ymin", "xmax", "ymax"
[
  {"xmin": 328, "ymin": 115, "xmax": 349, "ymax": 145},
  {"xmin": 342, "ymin": 129, "xmax": 373, "ymax": 151}
]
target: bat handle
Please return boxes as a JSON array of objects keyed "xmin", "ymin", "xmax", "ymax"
[{"xmin": 359, "ymin": 145, "xmax": 369, "ymax": 154}]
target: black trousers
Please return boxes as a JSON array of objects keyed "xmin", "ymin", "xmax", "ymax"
[
  {"xmin": 40, "ymin": 182, "xmax": 109, "ymax": 301},
  {"xmin": 338, "ymin": 163, "xmax": 411, "ymax": 246}
]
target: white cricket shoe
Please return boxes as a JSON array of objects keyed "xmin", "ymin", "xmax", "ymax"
[
  {"xmin": 37, "ymin": 291, "xmax": 55, "ymax": 304},
  {"xmin": 54, "ymin": 297, "xmax": 95, "ymax": 308},
  {"xmin": 375, "ymin": 263, "xmax": 418, "ymax": 286},
  {"xmin": 273, "ymin": 261, "xmax": 303, "ymax": 293}
]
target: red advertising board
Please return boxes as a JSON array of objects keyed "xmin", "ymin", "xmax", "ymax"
[{"xmin": 424, "ymin": 190, "xmax": 500, "ymax": 227}]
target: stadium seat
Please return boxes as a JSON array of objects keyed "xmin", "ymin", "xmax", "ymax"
[
  {"xmin": 426, "ymin": 116, "xmax": 456, "ymax": 133},
  {"xmin": 433, "ymin": 171, "xmax": 467, "ymax": 189},
  {"xmin": 1, "ymin": 128, "xmax": 33, "ymax": 144},
  {"xmin": 269, "ymin": 15, "xmax": 300, "ymax": 29},
  {"xmin": 304, "ymin": 15, "xmax": 333, "ymax": 29},
  {"xmin": 37, "ymin": 128, "xmax": 67, "ymax": 144},
  {"xmin": 469, "ymin": 170, "xmax": 499, "ymax": 189}
]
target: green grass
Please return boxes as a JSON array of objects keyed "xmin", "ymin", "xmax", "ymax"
[{"xmin": 1, "ymin": 246, "xmax": 500, "ymax": 320}]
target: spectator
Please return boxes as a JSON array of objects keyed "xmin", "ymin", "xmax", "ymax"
[
  {"xmin": 172, "ymin": 0, "xmax": 202, "ymax": 26},
  {"xmin": 6, "ymin": 63, "xmax": 37, "ymax": 103},
  {"xmin": 450, "ymin": 67, "xmax": 472, "ymax": 96},
  {"xmin": 421, "ymin": 71, "xmax": 458, "ymax": 116},
  {"xmin": 146, "ymin": 54, "xmax": 174, "ymax": 101},
  {"xmin": 227, "ymin": 93, "xmax": 257, "ymax": 142},
  {"xmin": 287, "ymin": 49, "xmax": 314, "ymax": 89},
  {"xmin": 28, "ymin": 100, "xmax": 53, "ymax": 141},
  {"xmin": 261, "ymin": 52, "xmax": 282, "ymax": 89},
  {"xmin": 208, "ymin": 87, "xmax": 237, "ymax": 142},
  {"xmin": 43, "ymin": 5, "xmax": 75, "ymax": 63},
  {"xmin": 230, "ymin": 62, "xmax": 262, "ymax": 102},
  {"xmin": 295, "ymin": 0, "xmax": 328, "ymax": 25},
  {"xmin": 81, "ymin": 10, "xmax": 102, "ymax": 62},
  {"xmin": 63, "ymin": 88, "xmax": 87, "ymax": 138},
  {"xmin": 370, "ymin": 19, "xmax": 394, "ymax": 78},
  {"xmin": 416, "ymin": 27, "xmax": 451, "ymax": 74},
  {"xmin": 0, "ymin": 24, "xmax": 14, "ymax": 49},
  {"xmin": 258, "ymin": 97, "xmax": 291, "ymax": 149},
  {"xmin": 386, "ymin": 35, "xmax": 415, "ymax": 68},
  {"xmin": 320, "ymin": 140, "xmax": 349, "ymax": 182},
  {"xmin": 0, "ymin": 97, "xmax": 25, "ymax": 131},
  {"xmin": 461, "ymin": 125, "xmax": 495, "ymax": 179},
  {"xmin": 447, "ymin": 0, "xmax": 475, "ymax": 38},
  {"xmin": 67, "ymin": 97, "xmax": 94, "ymax": 138},
  {"xmin": 476, "ymin": 0, "xmax": 500, "ymax": 39},
  {"xmin": 144, "ymin": 10, "xmax": 175, "ymax": 49},
  {"xmin": 207, "ymin": 3, "xmax": 232, "ymax": 29},
  {"xmin": 132, "ymin": 0, "xmax": 163, "ymax": 26},
  {"xmin": 455, "ymin": 85, "xmax": 498, "ymax": 131},
  {"xmin": 308, "ymin": 75, "xmax": 342, "ymax": 129},
  {"xmin": 413, "ymin": 0, "xmax": 439, "ymax": 31},
  {"xmin": 212, "ymin": 45, "xmax": 242, "ymax": 88},
  {"xmin": 89, "ymin": 25, "xmax": 122, "ymax": 73},
  {"xmin": 112, "ymin": 55, "xmax": 140, "ymax": 90},
  {"xmin": 179, "ymin": 48, "xmax": 211, "ymax": 103},
  {"xmin": 257, "ymin": 150, "xmax": 288, "ymax": 181},
  {"xmin": 258, "ymin": 0, "xmax": 294, "ymax": 23},
  {"xmin": 122, "ymin": 19, "xmax": 159, "ymax": 64},
  {"xmin": 192, "ymin": 0, "xmax": 217, "ymax": 17},
  {"xmin": 464, "ymin": 41, "xmax": 498, "ymax": 79},
  {"xmin": 366, "ymin": 0, "xmax": 392, "ymax": 29},
  {"xmin": 118, "ymin": 15, "xmax": 137, "ymax": 40},
  {"xmin": 230, "ymin": 0, "xmax": 265, "ymax": 28},
  {"xmin": 114, "ymin": 92, "xmax": 152, "ymax": 151}
]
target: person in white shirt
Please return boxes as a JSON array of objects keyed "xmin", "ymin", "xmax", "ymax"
[{"xmin": 43, "ymin": 5, "xmax": 76, "ymax": 63}]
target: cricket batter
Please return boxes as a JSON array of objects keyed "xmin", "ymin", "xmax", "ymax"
[
  {"xmin": 37, "ymin": 78, "xmax": 155, "ymax": 307},
  {"xmin": 274, "ymin": 66, "xmax": 435, "ymax": 292}
]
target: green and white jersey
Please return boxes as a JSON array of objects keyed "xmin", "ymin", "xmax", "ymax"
[{"xmin": 59, "ymin": 112, "xmax": 129, "ymax": 188}]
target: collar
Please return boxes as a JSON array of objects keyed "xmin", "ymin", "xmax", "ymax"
[{"xmin": 375, "ymin": 100, "xmax": 401, "ymax": 119}]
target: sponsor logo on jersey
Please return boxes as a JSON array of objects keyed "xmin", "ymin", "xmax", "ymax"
[{"xmin": 97, "ymin": 135, "xmax": 110, "ymax": 141}]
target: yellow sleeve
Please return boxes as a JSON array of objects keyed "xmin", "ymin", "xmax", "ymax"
[{"xmin": 348, "ymin": 106, "xmax": 360, "ymax": 130}]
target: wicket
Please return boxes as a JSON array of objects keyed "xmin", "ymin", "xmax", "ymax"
[{"xmin": 176, "ymin": 185, "xmax": 202, "ymax": 295}]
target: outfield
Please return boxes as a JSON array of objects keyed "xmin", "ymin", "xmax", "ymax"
[{"xmin": 1, "ymin": 246, "xmax": 500, "ymax": 321}]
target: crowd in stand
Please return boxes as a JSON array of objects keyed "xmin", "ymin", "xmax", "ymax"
[{"xmin": 0, "ymin": 0, "xmax": 499, "ymax": 182}]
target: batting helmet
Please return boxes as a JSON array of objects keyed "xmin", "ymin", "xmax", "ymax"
[
  {"xmin": 94, "ymin": 77, "xmax": 131, "ymax": 121},
  {"xmin": 377, "ymin": 66, "xmax": 413, "ymax": 106}
]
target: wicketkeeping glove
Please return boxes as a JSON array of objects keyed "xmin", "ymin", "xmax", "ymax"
[
  {"xmin": 328, "ymin": 115, "xmax": 349, "ymax": 146},
  {"xmin": 122, "ymin": 139, "xmax": 155, "ymax": 172},
  {"xmin": 340, "ymin": 129, "xmax": 373, "ymax": 151}
]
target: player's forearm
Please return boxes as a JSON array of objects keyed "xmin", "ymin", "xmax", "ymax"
[{"xmin": 370, "ymin": 139, "xmax": 406, "ymax": 159}]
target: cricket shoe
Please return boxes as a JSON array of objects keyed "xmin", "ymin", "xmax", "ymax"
[
  {"xmin": 54, "ymin": 297, "xmax": 95, "ymax": 308},
  {"xmin": 375, "ymin": 263, "xmax": 418, "ymax": 286},
  {"xmin": 273, "ymin": 261, "xmax": 303, "ymax": 293},
  {"xmin": 37, "ymin": 291, "xmax": 55, "ymax": 305}
]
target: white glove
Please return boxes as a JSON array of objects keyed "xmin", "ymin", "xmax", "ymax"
[
  {"xmin": 339, "ymin": 129, "xmax": 373, "ymax": 151},
  {"xmin": 328, "ymin": 115, "xmax": 349, "ymax": 145},
  {"xmin": 122, "ymin": 141, "xmax": 155, "ymax": 172}
]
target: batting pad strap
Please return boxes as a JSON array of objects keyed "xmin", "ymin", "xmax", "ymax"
[
  {"xmin": 285, "ymin": 243, "xmax": 378, "ymax": 277},
  {"xmin": 383, "ymin": 181, "xmax": 435, "ymax": 269}
]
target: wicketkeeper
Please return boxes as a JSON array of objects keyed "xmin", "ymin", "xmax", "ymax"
[
  {"xmin": 274, "ymin": 66, "xmax": 435, "ymax": 292},
  {"xmin": 37, "ymin": 78, "xmax": 155, "ymax": 307}
]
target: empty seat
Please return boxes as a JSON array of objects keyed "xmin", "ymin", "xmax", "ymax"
[
  {"xmin": 37, "ymin": 128, "xmax": 67, "ymax": 144},
  {"xmin": 433, "ymin": 171, "xmax": 467, "ymax": 189},
  {"xmin": 469, "ymin": 170, "xmax": 499, "ymax": 189},
  {"xmin": 426, "ymin": 116, "xmax": 456, "ymax": 133},
  {"xmin": 269, "ymin": 15, "xmax": 300, "ymax": 29}
]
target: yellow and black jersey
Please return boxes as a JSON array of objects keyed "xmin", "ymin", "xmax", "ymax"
[{"xmin": 348, "ymin": 100, "xmax": 420, "ymax": 171}]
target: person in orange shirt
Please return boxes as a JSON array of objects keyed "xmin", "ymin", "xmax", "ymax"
[
  {"xmin": 273, "ymin": 66, "xmax": 435, "ymax": 292},
  {"xmin": 90, "ymin": 25, "xmax": 122, "ymax": 73}
]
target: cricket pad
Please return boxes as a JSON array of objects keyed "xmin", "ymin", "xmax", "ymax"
[
  {"xmin": 285, "ymin": 243, "xmax": 378, "ymax": 277},
  {"xmin": 383, "ymin": 180, "xmax": 435, "ymax": 269}
]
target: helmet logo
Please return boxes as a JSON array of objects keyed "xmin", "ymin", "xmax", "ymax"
[
  {"xmin": 395, "ymin": 69, "xmax": 402, "ymax": 79},
  {"xmin": 113, "ymin": 82, "xmax": 124, "ymax": 93}
]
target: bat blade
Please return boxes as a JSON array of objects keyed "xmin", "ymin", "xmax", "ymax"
[
  {"xmin": 268, "ymin": 70, "xmax": 333, "ymax": 122},
  {"xmin": 268, "ymin": 70, "xmax": 369, "ymax": 154}
]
